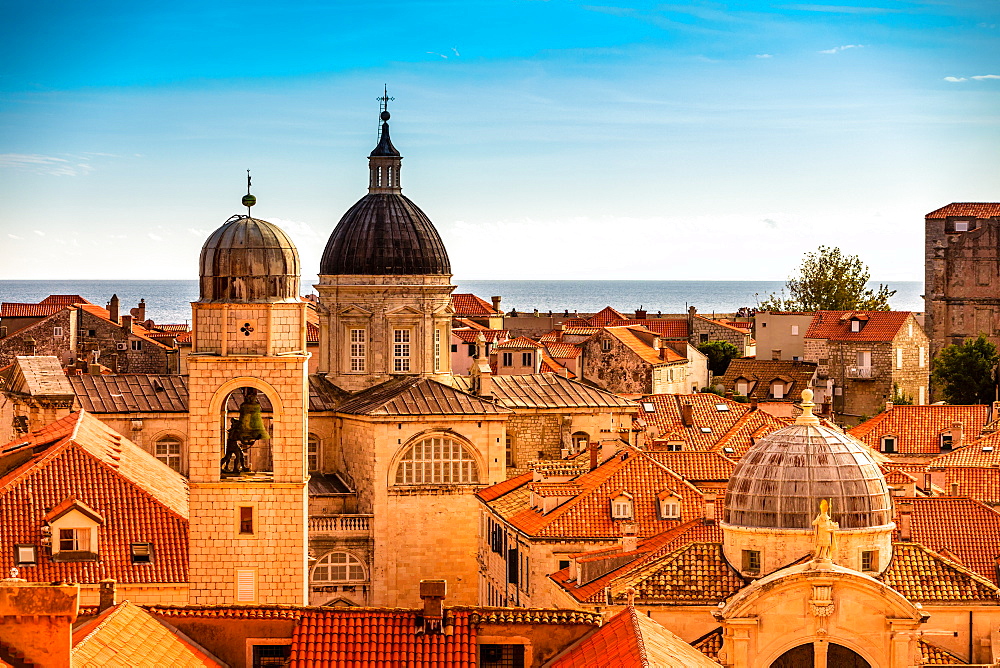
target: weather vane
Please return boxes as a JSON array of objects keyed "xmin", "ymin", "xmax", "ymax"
[
  {"xmin": 242, "ymin": 169, "xmax": 256, "ymax": 216},
  {"xmin": 377, "ymin": 84, "xmax": 394, "ymax": 116}
]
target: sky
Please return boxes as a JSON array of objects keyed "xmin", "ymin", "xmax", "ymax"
[{"xmin": 0, "ymin": 0, "xmax": 997, "ymax": 282}]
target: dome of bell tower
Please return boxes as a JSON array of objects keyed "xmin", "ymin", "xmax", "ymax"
[{"xmin": 199, "ymin": 215, "xmax": 301, "ymax": 303}]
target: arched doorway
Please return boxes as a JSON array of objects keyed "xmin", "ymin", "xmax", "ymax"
[{"xmin": 771, "ymin": 642, "xmax": 870, "ymax": 668}]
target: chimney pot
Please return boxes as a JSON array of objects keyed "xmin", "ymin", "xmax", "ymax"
[
  {"xmin": 491, "ymin": 296, "xmax": 502, "ymax": 313},
  {"xmin": 98, "ymin": 578, "xmax": 117, "ymax": 612},
  {"xmin": 750, "ymin": 396, "xmax": 758, "ymax": 410},
  {"xmin": 589, "ymin": 441, "xmax": 600, "ymax": 471},
  {"xmin": 704, "ymin": 494, "xmax": 717, "ymax": 524},
  {"xmin": 681, "ymin": 403, "xmax": 694, "ymax": 427},
  {"xmin": 419, "ymin": 579, "xmax": 446, "ymax": 633},
  {"xmin": 950, "ymin": 482, "xmax": 960, "ymax": 496},
  {"xmin": 120, "ymin": 315, "xmax": 133, "ymax": 333},
  {"xmin": 951, "ymin": 422, "xmax": 964, "ymax": 449},
  {"xmin": 923, "ymin": 472, "xmax": 933, "ymax": 496},
  {"xmin": 107, "ymin": 294, "xmax": 120, "ymax": 324},
  {"xmin": 898, "ymin": 501, "xmax": 912, "ymax": 541}
]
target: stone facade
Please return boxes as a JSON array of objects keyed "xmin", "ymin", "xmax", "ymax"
[
  {"xmin": 753, "ymin": 312, "xmax": 815, "ymax": 361},
  {"xmin": 505, "ymin": 409, "xmax": 633, "ymax": 478},
  {"xmin": 688, "ymin": 308, "xmax": 754, "ymax": 356},
  {"xmin": 580, "ymin": 329, "xmax": 689, "ymax": 395},
  {"xmin": 925, "ymin": 206, "xmax": 1000, "ymax": 362}
]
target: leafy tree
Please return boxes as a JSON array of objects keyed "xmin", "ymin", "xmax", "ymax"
[
  {"xmin": 757, "ymin": 246, "xmax": 895, "ymax": 311},
  {"xmin": 932, "ymin": 334, "xmax": 999, "ymax": 404},
  {"xmin": 699, "ymin": 340, "xmax": 740, "ymax": 376},
  {"xmin": 890, "ymin": 383, "xmax": 913, "ymax": 406}
]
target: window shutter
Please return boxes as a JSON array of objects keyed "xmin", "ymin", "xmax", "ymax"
[
  {"xmin": 236, "ymin": 569, "xmax": 255, "ymax": 602},
  {"xmin": 507, "ymin": 548, "xmax": 519, "ymax": 585}
]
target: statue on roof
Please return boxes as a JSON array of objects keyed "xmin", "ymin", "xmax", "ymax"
[{"xmin": 812, "ymin": 499, "xmax": 839, "ymax": 562}]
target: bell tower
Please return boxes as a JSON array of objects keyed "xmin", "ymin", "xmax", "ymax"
[
  {"xmin": 186, "ymin": 185, "xmax": 309, "ymax": 605},
  {"xmin": 317, "ymin": 92, "xmax": 455, "ymax": 392}
]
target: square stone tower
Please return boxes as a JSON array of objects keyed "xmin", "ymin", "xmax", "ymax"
[{"xmin": 187, "ymin": 212, "xmax": 309, "ymax": 605}]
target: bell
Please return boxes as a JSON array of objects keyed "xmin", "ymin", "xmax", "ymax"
[{"xmin": 235, "ymin": 388, "xmax": 269, "ymax": 443}]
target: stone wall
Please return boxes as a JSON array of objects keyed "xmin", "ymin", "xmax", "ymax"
[
  {"xmin": 506, "ymin": 414, "xmax": 564, "ymax": 474},
  {"xmin": 580, "ymin": 330, "xmax": 653, "ymax": 394},
  {"xmin": 688, "ymin": 314, "xmax": 752, "ymax": 356}
]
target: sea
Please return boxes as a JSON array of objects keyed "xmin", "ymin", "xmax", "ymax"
[{"xmin": 0, "ymin": 279, "xmax": 924, "ymax": 327}]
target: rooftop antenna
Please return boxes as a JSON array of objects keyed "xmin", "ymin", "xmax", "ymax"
[
  {"xmin": 376, "ymin": 84, "xmax": 394, "ymax": 138},
  {"xmin": 242, "ymin": 169, "xmax": 256, "ymax": 217}
]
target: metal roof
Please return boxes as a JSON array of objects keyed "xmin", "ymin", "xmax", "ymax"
[
  {"xmin": 199, "ymin": 215, "xmax": 301, "ymax": 303},
  {"xmin": 488, "ymin": 373, "xmax": 635, "ymax": 410},
  {"xmin": 335, "ymin": 376, "xmax": 509, "ymax": 416},
  {"xmin": 70, "ymin": 374, "xmax": 189, "ymax": 413}
]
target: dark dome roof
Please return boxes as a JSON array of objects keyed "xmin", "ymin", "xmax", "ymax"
[
  {"xmin": 199, "ymin": 215, "xmax": 301, "ymax": 303},
  {"xmin": 319, "ymin": 194, "xmax": 451, "ymax": 275},
  {"xmin": 723, "ymin": 422, "xmax": 893, "ymax": 530}
]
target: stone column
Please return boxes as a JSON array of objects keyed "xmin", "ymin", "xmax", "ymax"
[{"xmin": 813, "ymin": 639, "xmax": 828, "ymax": 668}]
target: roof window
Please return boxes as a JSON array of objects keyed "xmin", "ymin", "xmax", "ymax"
[
  {"xmin": 130, "ymin": 542, "xmax": 154, "ymax": 564},
  {"xmin": 722, "ymin": 447, "xmax": 735, "ymax": 454},
  {"xmin": 641, "ymin": 402, "xmax": 656, "ymax": 413},
  {"xmin": 700, "ymin": 427, "xmax": 712, "ymax": 433},
  {"xmin": 850, "ymin": 319, "xmax": 863, "ymax": 333},
  {"xmin": 715, "ymin": 404, "xmax": 730, "ymax": 412},
  {"xmin": 610, "ymin": 492, "xmax": 634, "ymax": 519}
]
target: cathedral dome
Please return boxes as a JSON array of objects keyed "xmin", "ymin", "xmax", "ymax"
[
  {"xmin": 199, "ymin": 215, "xmax": 301, "ymax": 303},
  {"xmin": 723, "ymin": 394, "xmax": 892, "ymax": 531},
  {"xmin": 319, "ymin": 107, "xmax": 450, "ymax": 276}
]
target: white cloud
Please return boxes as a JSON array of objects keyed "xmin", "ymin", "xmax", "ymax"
[
  {"xmin": 148, "ymin": 232, "xmax": 163, "ymax": 242},
  {"xmin": 7, "ymin": 234, "xmax": 22, "ymax": 239},
  {"xmin": 755, "ymin": 53, "xmax": 773, "ymax": 59},
  {"xmin": 944, "ymin": 76, "xmax": 967, "ymax": 82},
  {"xmin": 0, "ymin": 153, "xmax": 95, "ymax": 176},
  {"xmin": 270, "ymin": 218, "xmax": 322, "ymax": 240},
  {"xmin": 972, "ymin": 74, "xmax": 1000, "ymax": 80},
  {"xmin": 187, "ymin": 228, "xmax": 209, "ymax": 236},
  {"xmin": 33, "ymin": 230, "xmax": 45, "ymax": 236},
  {"xmin": 819, "ymin": 44, "xmax": 863, "ymax": 54}
]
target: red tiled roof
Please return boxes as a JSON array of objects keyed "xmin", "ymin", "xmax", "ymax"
[
  {"xmin": 878, "ymin": 542, "xmax": 999, "ymax": 602},
  {"xmin": 451, "ymin": 293, "xmax": 497, "ymax": 316},
  {"xmin": 604, "ymin": 326, "xmax": 686, "ymax": 366},
  {"xmin": 291, "ymin": 608, "xmax": 478, "ymax": 667},
  {"xmin": 40, "ymin": 295, "xmax": 90, "ymax": 305},
  {"xmin": 883, "ymin": 469, "xmax": 919, "ymax": 485},
  {"xmin": 930, "ymin": 431, "xmax": 1000, "ymax": 468},
  {"xmin": 926, "ymin": 203, "xmax": 1000, "ymax": 218},
  {"xmin": 849, "ymin": 405, "xmax": 992, "ymax": 455},
  {"xmin": 452, "ymin": 328, "xmax": 508, "ymax": 344},
  {"xmin": 73, "ymin": 601, "xmax": 225, "ymax": 667},
  {"xmin": 587, "ymin": 307, "xmax": 628, "ymax": 327},
  {"xmin": 479, "ymin": 447, "xmax": 704, "ymax": 539},
  {"xmin": 899, "ymin": 497, "xmax": 1000, "ymax": 584},
  {"xmin": 543, "ymin": 342, "xmax": 582, "ymax": 359},
  {"xmin": 540, "ymin": 353, "xmax": 574, "ymax": 377},
  {"xmin": 709, "ymin": 409, "xmax": 792, "ymax": 458},
  {"xmin": 693, "ymin": 314, "xmax": 750, "ymax": 336},
  {"xmin": 77, "ymin": 304, "xmax": 171, "ymax": 349},
  {"xmin": 549, "ymin": 605, "xmax": 719, "ymax": 668},
  {"xmin": 919, "ymin": 639, "xmax": 965, "ymax": 665},
  {"xmin": 639, "ymin": 394, "xmax": 770, "ymax": 452},
  {"xmin": 540, "ymin": 327, "xmax": 600, "ymax": 341},
  {"xmin": 645, "ymin": 451, "xmax": 737, "ymax": 482},
  {"xmin": 494, "ymin": 336, "xmax": 542, "ymax": 350},
  {"xmin": 0, "ymin": 412, "xmax": 189, "ymax": 584},
  {"xmin": 1, "ymin": 295, "xmax": 93, "ymax": 318},
  {"xmin": 453, "ymin": 318, "xmax": 490, "ymax": 331},
  {"xmin": 307, "ymin": 321, "xmax": 319, "ymax": 343},
  {"xmin": 805, "ymin": 310, "xmax": 912, "ymax": 342}
]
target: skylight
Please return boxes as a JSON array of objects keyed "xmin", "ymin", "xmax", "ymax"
[
  {"xmin": 715, "ymin": 404, "xmax": 730, "ymax": 412},
  {"xmin": 700, "ymin": 427, "xmax": 712, "ymax": 433},
  {"xmin": 642, "ymin": 402, "xmax": 656, "ymax": 413}
]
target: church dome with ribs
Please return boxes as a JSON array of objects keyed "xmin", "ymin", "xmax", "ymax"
[
  {"xmin": 319, "ymin": 111, "xmax": 450, "ymax": 276},
  {"xmin": 199, "ymin": 215, "xmax": 301, "ymax": 303},
  {"xmin": 723, "ymin": 396, "xmax": 893, "ymax": 531}
]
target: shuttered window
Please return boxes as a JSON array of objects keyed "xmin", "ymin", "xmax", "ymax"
[{"xmin": 236, "ymin": 569, "xmax": 255, "ymax": 602}]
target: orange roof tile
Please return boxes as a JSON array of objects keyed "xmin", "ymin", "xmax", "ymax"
[
  {"xmin": 480, "ymin": 447, "xmax": 704, "ymax": 539},
  {"xmin": 926, "ymin": 203, "xmax": 1000, "ymax": 218},
  {"xmin": 540, "ymin": 353, "xmax": 574, "ymax": 377},
  {"xmin": 645, "ymin": 451, "xmax": 737, "ymax": 482},
  {"xmin": 919, "ymin": 639, "xmax": 965, "ymax": 665},
  {"xmin": 639, "ymin": 394, "xmax": 781, "ymax": 453},
  {"xmin": 930, "ymin": 431, "xmax": 1000, "ymax": 467},
  {"xmin": 307, "ymin": 321, "xmax": 319, "ymax": 343},
  {"xmin": 451, "ymin": 293, "xmax": 497, "ymax": 316},
  {"xmin": 612, "ymin": 320, "xmax": 690, "ymax": 338},
  {"xmin": 692, "ymin": 314, "xmax": 751, "ymax": 336},
  {"xmin": 77, "ymin": 304, "xmax": 171, "ymax": 349},
  {"xmin": 543, "ymin": 342, "xmax": 582, "ymax": 359},
  {"xmin": 883, "ymin": 469, "xmax": 919, "ymax": 485},
  {"xmin": 692, "ymin": 628, "xmax": 723, "ymax": 662},
  {"xmin": 549, "ymin": 606, "xmax": 719, "ymax": 668},
  {"xmin": 73, "ymin": 601, "xmax": 225, "ymax": 667},
  {"xmin": 540, "ymin": 327, "xmax": 600, "ymax": 341},
  {"xmin": 604, "ymin": 326, "xmax": 685, "ymax": 366},
  {"xmin": 0, "ymin": 412, "xmax": 188, "ymax": 584},
  {"xmin": 494, "ymin": 336, "xmax": 542, "ymax": 350},
  {"xmin": 718, "ymin": 359, "xmax": 817, "ymax": 401},
  {"xmin": 939, "ymin": 467, "xmax": 1000, "ymax": 505},
  {"xmin": 709, "ymin": 409, "xmax": 792, "ymax": 458},
  {"xmin": 850, "ymin": 405, "xmax": 992, "ymax": 455},
  {"xmin": 587, "ymin": 306, "xmax": 628, "ymax": 327},
  {"xmin": 805, "ymin": 310, "xmax": 912, "ymax": 342},
  {"xmin": 899, "ymin": 497, "xmax": 1000, "ymax": 584},
  {"xmin": 452, "ymin": 328, "xmax": 508, "ymax": 344},
  {"xmin": 878, "ymin": 542, "xmax": 999, "ymax": 602}
]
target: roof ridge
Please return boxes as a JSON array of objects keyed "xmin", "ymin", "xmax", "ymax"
[
  {"xmin": 893, "ymin": 542, "xmax": 1000, "ymax": 593},
  {"xmin": 628, "ymin": 606, "xmax": 651, "ymax": 667}
]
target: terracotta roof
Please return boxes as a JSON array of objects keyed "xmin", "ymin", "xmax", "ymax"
[
  {"xmin": 899, "ymin": 497, "xmax": 1000, "ymax": 584},
  {"xmin": 479, "ymin": 447, "xmax": 703, "ymax": 539},
  {"xmin": 604, "ymin": 326, "xmax": 686, "ymax": 366},
  {"xmin": 335, "ymin": 376, "xmax": 509, "ymax": 416},
  {"xmin": 628, "ymin": 320, "xmax": 689, "ymax": 338},
  {"xmin": 930, "ymin": 431, "xmax": 1000, "ymax": 467},
  {"xmin": 639, "ymin": 394, "xmax": 783, "ymax": 453},
  {"xmin": 926, "ymin": 203, "xmax": 1000, "ymax": 218},
  {"xmin": 306, "ymin": 321, "xmax": 319, "ymax": 343},
  {"xmin": 72, "ymin": 601, "xmax": 225, "ymax": 667},
  {"xmin": 878, "ymin": 542, "xmax": 999, "ymax": 602},
  {"xmin": 291, "ymin": 608, "xmax": 477, "ymax": 667},
  {"xmin": 883, "ymin": 469, "xmax": 919, "ymax": 485},
  {"xmin": 452, "ymin": 328, "xmax": 508, "ymax": 344},
  {"xmin": 69, "ymin": 374, "xmax": 189, "ymax": 413},
  {"xmin": 0, "ymin": 412, "xmax": 188, "ymax": 584},
  {"xmin": 540, "ymin": 327, "xmax": 601, "ymax": 341},
  {"xmin": 1, "ymin": 295, "xmax": 91, "ymax": 318},
  {"xmin": 587, "ymin": 306, "xmax": 628, "ymax": 327},
  {"xmin": 450, "ymin": 293, "xmax": 497, "ymax": 316},
  {"xmin": 691, "ymin": 628, "xmax": 723, "ymax": 662},
  {"xmin": 466, "ymin": 607, "xmax": 600, "ymax": 625},
  {"xmin": 919, "ymin": 639, "xmax": 965, "ymax": 665},
  {"xmin": 76, "ymin": 304, "xmax": 172, "ymax": 349},
  {"xmin": 453, "ymin": 318, "xmax": 490, "ymax": 331},
  {"xmin": 692, "ymin": 314, "xmax": 751, "ymax": 336},
  {"xmin": 849, "ymin": 405, "xmax": 992, "ymax": 455},
  {"xmin": 543, "ymin": 342, "xmax": 582, "ymax": 359},
  {"xmin": 494, "ymin": 336, "xmax": 542, "ymax": 350},
  {"xmin": 645, "ymin": 451, "xmax": 737, "ymax": 482},
  {"xmin": 540, "ymin": 352, "xmax": 574, "ymax": 377},
  {"xmin": 146, "ymin": 604, "xmax": 303, "ymax": 620},
  {"xmin": 153, "ymin": 324, "xmax": 190, "ymax": 332},
  {"xmin": 717, "ymin": 359, "xmax": 817, "ymax": 401},
  {"xmin": 549, "ymin": 605, "xmax": 719, "ymax": 668},
  {"xmin": 938, "ymin": 467, "xmax": 1000, "ymax": 505},
  {"xmin": 804, "ymin": 310, "xmax": 912, "ymax": 342},
  {"xmin": 615, "ymin": 542, "xmax": 744, "ymax": 605},
  {"xmin": 488, "ymin": 373, "xmax": 635, "ymax": 410}
]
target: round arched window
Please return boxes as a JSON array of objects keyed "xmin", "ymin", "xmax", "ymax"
[
  {"xmin": 394, "ymin": 436, "xmax": 480, "ymax": 485},
  {"xmin": 312, "ymin": 552, "xmax": 366, "ymax": 583}
]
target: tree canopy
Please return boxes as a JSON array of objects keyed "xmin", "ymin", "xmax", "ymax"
[
  {"xmin": 931, "ymin": 334, "xmax": 999, "ymax": 404},
  {"xmin": 757, "ymin": 246, "xmax": 895, "ymax": 312},
  {"xmin": 698, "ymin": 340, "xmax": 740, "ymax": 377}
]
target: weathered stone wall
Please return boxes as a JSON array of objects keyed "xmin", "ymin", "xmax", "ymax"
[
  {"xmin": 925, "ymin": 213, "xmax": 1000, "ymax": 363},
  {"xmin": 689, "ymin": 316, "xmax": 752, "ymax": 356},
  {"xmin": 890, "ymin": 316, "xmax": 931, "ymax": 407},
  {"xmin": 581, "ymin": 331, "xmax": 653, "ymax": 394},
  {"xmin": 506, "ymin": 414, "xmax": 564, "ymax": 474}
]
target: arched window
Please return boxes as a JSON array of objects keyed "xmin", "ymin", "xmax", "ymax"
[
  {"xmin": 311, "ymin": 552, "xmax": 366, "ymax": 583},
  {"xmin": 571, "ymin": 432, "xmax": 590, "ymax": 454},
  {"xmin": 155, "ymin": 435, "xmax": 183, "ymax": 472},
  {"xmin": 308, "ymin": 434, "xmax": 320, "ymax": 472},
  {"xmin": 395, "ymin": 436, "xmax": 480, "ymax": 485}
]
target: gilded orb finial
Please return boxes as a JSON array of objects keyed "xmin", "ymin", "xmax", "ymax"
[
  {"xmin": 242, "ymin": 170, "xmax": 256, "ymax": 215},
  {"xmin": 795, "ymin": 388, "xmax": 821, "ymax": 426}
]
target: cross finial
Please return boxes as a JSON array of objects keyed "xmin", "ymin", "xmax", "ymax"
[
  {"xmin": 378, "ymin": 84, "xmax": 394, "ymax": 116},
  {"xmin": 241, "ymin": 170, "xmax": 256, "ymax": 215}
]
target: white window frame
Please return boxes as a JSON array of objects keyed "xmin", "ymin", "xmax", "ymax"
[
  {"xmin": 851, "ymin": 319, "xmax": 861, "ymax": 333},
  {"xmin": 311, "ymin": 551, "xmax": 367, "ymax": 583},
  {"xmin": 130, "ymin": 339, "xmax": 142, "ymax": 351},
  {"xmin": 954, "ymin": 220, "xmax": 969, "ymax": 232},
  {"xmin": 611, "ymin": 496, "xmax": 633, "ymax": 519},
  {"xmin": 790, "ymin": 325, "xmax": 799, "ymax": 336},
  {"xmin": 896, "ymin": 348, "xmax": 903, "ymax": 369},
  {"xmin": 394, "ymin": 436, "xmax": 480, "ymax": 485},
  {"xmin": 660, "ymin": 496, "xmax": 681, "ymax": 519},
  {"xmin": 58, "ymin": 527, "xmax": 90, "ymax": 552},
  {"xmin": 155, "ymin": 436, "xmax": 182, "ymax": 472},
  {"xmin": 881, "ymin": 436, "xmax": 896, "ymax": 453},
  {"xmin": 308, "ymin": 434, "xmax": 320, "ymax": 472},
  {"xmin": 53, "ymin": 326, "xmax": 63, "ymax": 337},
  {"xmin": 349, "ymin": 328, "xmax": 366, "ymax": 372},
  {"xmin": 433, "ymin": 328, "xmax": 442, "ymax": 372},
  {"xmin": 601, "ymin": 339, "xmax": 612, "ymax": 352},
  {"xmin": 918, "ymin": 347, "xmax": 925, "ymax": 368},
  {"xmin": 15, "ymin": 544, "xmax": 37, "ymax": 566},
  {"xmin": 393, "ymin": 329, "xmax": 411, "ymax": 373}
]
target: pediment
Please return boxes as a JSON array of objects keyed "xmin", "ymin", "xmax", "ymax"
[
  {"xmin": 434, "ymin": 304, "xmax": 456, "ymax": 315},
  {"xmin": 339, "ymin": 304, "xmax": 374, "ymax": 317},
  {"xmin": 385, "ymin": 305, "xmax": 424, "ymax": 316}
]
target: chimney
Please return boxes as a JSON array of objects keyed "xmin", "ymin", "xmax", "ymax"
[
  {"xmin": 419, "ymin": 580, "xmax": 446, "ymax": 634},
  {"xmin": 129, "ymin": 298, "xmax": 146, "ymax": 322},
  {"xmin": 923, "ymin": 473, "xmax": 933, "ymax": 496},
  {"xmin": 950, "ymin": 482, "xmax": 960, "ymax": 496},
  {"xmin": 556, "ymin": 322, "xmax": 566, "ymax": 332},
  {"xmin": 120, "ymin": 315, "xmax": 133, "ymax": 333},
  {"xmin": 476, "ymin": 367, "xmax": 493, "ymax": 400},
  {"xmin": 681, "ymin": 403, "xmax": 694, "ymax": 427},
  {"xmin": 652, "ymin": 337, "xmax": 660, "ymax": 351},
  {"xmin": 898, "ymin": 501, "xmax": 912, "ymax": 541},
  {"xmin": 98, "ymin": 578, "xmax": 117, "ymax": 613},
  {"xmin": 704, "ymin": 494, "xmax": 717, "ymax": 525},
  {"xmin": 491, "ymin": 296, "xmax": 502, "ymax": 313},
  {"xmin": 589, "ymin": 441, "xmax": 600, "ymax": 471},
  {"xmin": 885, "ymin": 400, "xmax": 893, "ymax": 412},
  {"xmin": 88, "ymin": 363, "xmax": 102, "ymax": 375},
  {"xmin": 107, "ymin": 294, "xmax": 120, "ymax": 324},
  {"xmin": 634, "ymin": 307, "xmax": 646, "ymax": 320},
  {"xmin": 951, "ymin": 422, "xmax": 964, "ymax": 449},
  {"xmin": 750, "ymin": 396, "xmax": 758, "ymax": 411},
  {"xmin": 724, "ymin": 390, "xmax": 734, "ymax": 400},
  {"xmin": 621, "ymin": 523, "xmax": 638, "ymax": 552}
]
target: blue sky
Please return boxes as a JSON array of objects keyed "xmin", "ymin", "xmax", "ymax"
[{"xmin": 1, "ymin": 0, "xmax": 997, "ymax": 281}]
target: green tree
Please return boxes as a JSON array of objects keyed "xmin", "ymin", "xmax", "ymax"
[
  {"xmin": 932, "ymin": 334, "xmax": 999, "ymax": 404},
  {"xmin": 890, "ymin": 383, "xmax": 913, "ymax": 406},
  {"xmin": 699, "ymin": 340, "xmax": 740, "ymax": 376},
  {"xmin": 757, "ymin": 246, "xmax": 895, "ymax": 311}
]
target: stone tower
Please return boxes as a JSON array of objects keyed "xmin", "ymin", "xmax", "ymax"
[
  {"xmin": 187, "ymin": 209, "xmax": 310, "ymax": 605},
  {"xmin": 316, "ymin": 105, "xmax": 455, "ymax": 392}
]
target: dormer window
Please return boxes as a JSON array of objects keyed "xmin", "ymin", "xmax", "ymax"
[
  {"xmin": 940, "ymin": 433, "xmax": 953, "ymax": 451},
  {"xmin": 953, "ymin": 220, "xmax": 970, "ymax": 232},
  {"xmin": 658, "ymin": 493, "xmax": 681, "ymax": 520},
  {"xmin": 131, "ymin": 543, "xmax": 154, "ymax": 564},
  {"xmin": 14, "ymin": 544, "xmax": 37, "ymax": 566},
  {"xmin": 770, "ymin": 381, "xmax": 785, "ymax": 399},
  {"xmin": 611, "ymin": 492, "xmax": 634, "ymax": 519},
  {"xmin": 881, "ymin": 436, "xmax": 897, "ymax": 454},
  {"xmin": 45, "ymin": 499, "xmax": 102, "ymax": 562},
  {"xmin": 850, "ymin": 319, "xmax": 863, "ymax": 333}
]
